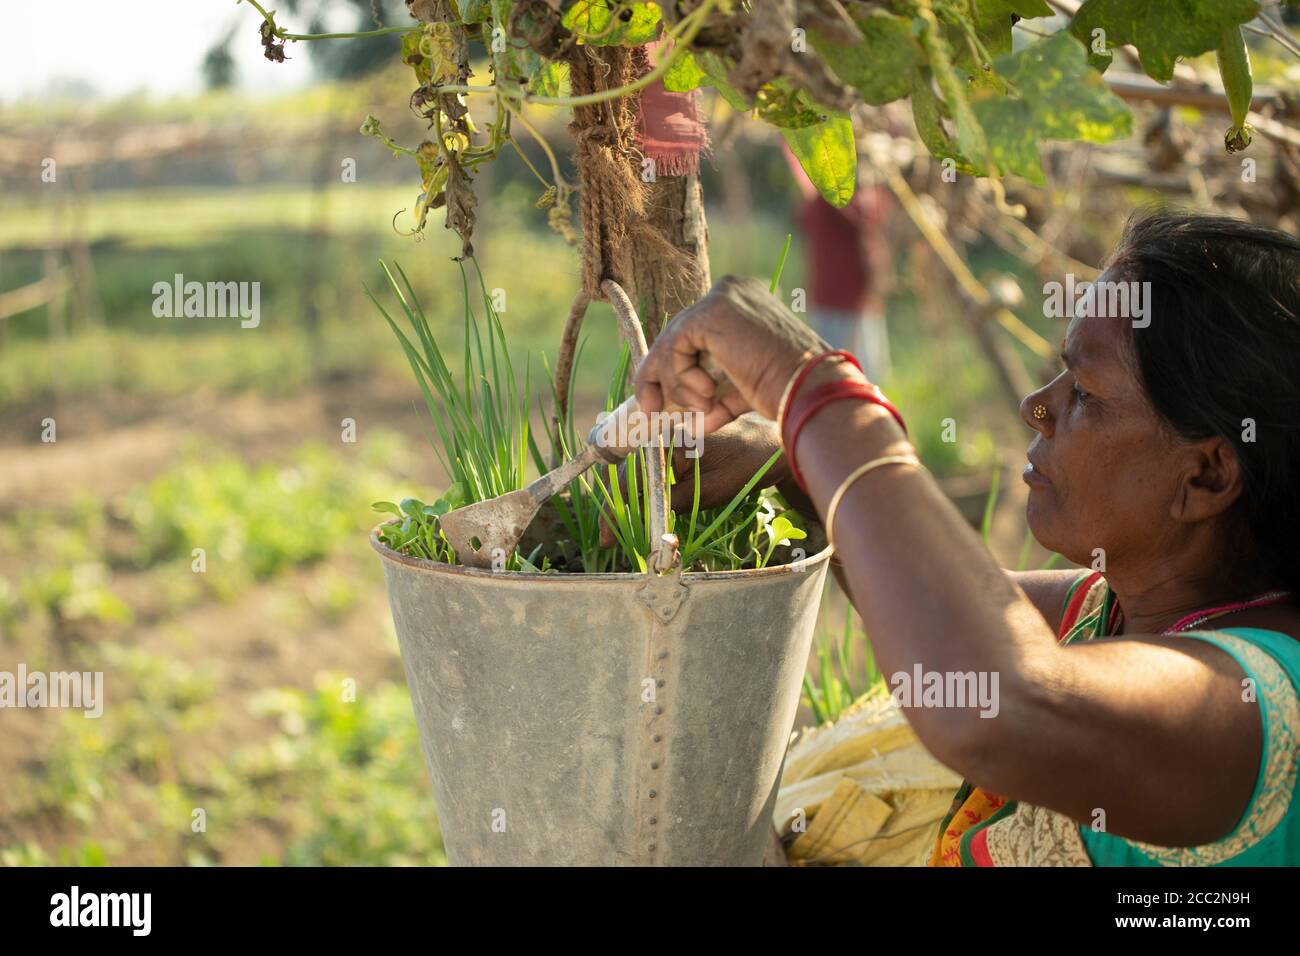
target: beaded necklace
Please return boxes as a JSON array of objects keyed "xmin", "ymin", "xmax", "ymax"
[{"xmin": 1107, "ymin": 589, "xmax": 1294, "ymax": 637}]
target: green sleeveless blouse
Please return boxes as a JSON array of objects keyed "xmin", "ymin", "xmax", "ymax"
[{"xmin": 1063, "ymin": 573, "xmax": 1300, "ymax": 866}]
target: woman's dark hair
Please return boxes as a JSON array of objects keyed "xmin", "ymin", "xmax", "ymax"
[{"xmin": 1106, "ymin": 211, "xmax": 1300, "ymax": 591}]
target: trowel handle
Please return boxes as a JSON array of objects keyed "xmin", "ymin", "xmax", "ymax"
[
  {"xmin": 586, "ymin": 394, "xmax": 645, "ymax": 463},
  {"xmin": 586, "ymin": 352, "xmax": 732, "ymax": 462}
]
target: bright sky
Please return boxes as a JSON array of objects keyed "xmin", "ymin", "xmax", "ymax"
[{"xmin": 0, "ymin": 0, "xmax": 331, "ymax": 103}]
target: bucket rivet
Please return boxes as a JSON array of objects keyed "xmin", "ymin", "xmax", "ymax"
[
  {"xmin": 648, "ymin": 843, "xmax": 656, "ymax": 852},
  {"xmin": 657, "ymin": 650, "xmax": 668, "ymax": 660},
  {"xmin": 650, "ymin": 761, "xmax": 659, "ymax": 769},
  {"xmin": 653, "ymin": 734, "xmax": 661, "ymax": 742},
  {"xmin": 655, "ymin": 705, "xmax": 663, "ymax": 715},
  {"xmin": 656, "ymin": 679, "xmax": 665, "ymax": 687},
  {"xmin": 649, "ymin": 789, "xmax": 657, "ymax": 798},
  {"xmin": 649, "ymin": 816, "xmax": 658, "ymax": 825}
]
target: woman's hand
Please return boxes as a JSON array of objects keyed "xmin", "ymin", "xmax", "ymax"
[
  {"xmin": 634, "ymin": 275, "xmax": 827, "ymax": 431},
  {"xmin": 667, "ymin": 413, "xmax": 788, "ymax": 510}
]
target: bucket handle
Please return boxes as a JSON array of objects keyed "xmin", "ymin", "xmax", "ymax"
[{"xmin": 598, "ymin": 278, "xmax": 681, "ymax": 590}]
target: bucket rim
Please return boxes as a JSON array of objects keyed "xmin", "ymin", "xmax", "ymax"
[{"xmin": 369, "ymin": 521, "xmax": 832, "ymax": 582}]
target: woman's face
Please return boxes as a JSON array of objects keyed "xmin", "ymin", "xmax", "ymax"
[{"xmin": 1018, "ymin": 272, "xmax": 1185, "ymax": 569}]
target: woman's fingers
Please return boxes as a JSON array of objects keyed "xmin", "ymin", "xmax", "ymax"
[
  {"xmin": 637, "ymin": 275, "xmax": 825, "ymax": 424},
  {"xmin": 634, "ymin": 328, "xmax": 681, "ymax": 414},
  {"xmin": 636, "ymin": 293, "xmax": 712, "ymax": 411},
  {"xmin": 637, "ymin": 312, "xmax": 746, "ymax": 430},
  {"xmin": 634, "ymin": 379, "xmax": 665, "ymax": 416},
  {"xmin": 672, "ymin": 361, "xmax": 719, "ymax": 404},
  {"xmin": 663, "ymin": 379, "xmax": 712, "ymax": 413}
]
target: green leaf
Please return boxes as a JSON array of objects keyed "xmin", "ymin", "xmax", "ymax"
[
  {"xmin": 781, "ymin": 117, "xmax": 857, "ymax": 207},
  {"xmin": 755, "ymin": 82, "xmax": 827, "ymax": 129},
  {"xmin": 439, "ymin": 482, "xmax": 467, "ymax": 510},
  {"xmin": 809, "ymin": 11, "xmax": 923, "ymax": 106},
  {"xmin": 970, "ymin": 0, "xmax": 1056, "ymax": 59},
  {"xmin": 457, "ymin": 0, "xmax": 492, "ymax": 24},
  {"xmin": 949, "ymin": 2, "xmax": 1056, "ymax": 88},
  {"xmin": 399, "ymin": 497, "xmax": 427, "ymax": 518},
  {"xmin": 910, "ymin": 73, "xmax": 979, "ymax": 174},
  {"xmin": 781, "ymin": 517, "xmax": 808, "ymax": 543},
  {"xmin": 372, "ymin": 501, "xmax": 403, "ymax": 517},
  {"xmin": 527, "ymin": 59, "xmax": 567, "ymax": 98},
  {"xmin": 662, "ymin": 50, "xmax": 707, "ymax": 92},
  {"xmin": 401, "ymin": 30, "xmax": 432, "ymax": 86},
  {"xmin": 768, "ymin": 515, "xmax": 806, "ymax": 547},
  {"xmin": 661, "ymin": 52, "xmax": 743, "ymax": 111},
  {"xmin": 1069, "ymin": 0, "xmax": 1260, "ymax": 83},
  {"xmin": 561, "ymin": 1, "xmax": 662, "ymax": 47},
  {"xmin": 1085, "ymin": 46, "xmax": 1115, "ymax": 74},
  {"xmin": 916, "ymin": 10, "xmax": 989, "ymax": 169},
  {"xmin": 488, "ymin": 0, "xmax": 566, "ymax": 98},
  {"xmin": 996, "ymin": 0, "xmax": 1055, "ymax": 16},
  {"xmin": 970, "ymin": 32, "xmax": 1133, "ymax": 183},
  {"xmin": 490, "ymin": 0, "xmax": 543, "ymax": 89},
  {"xmin": 695, "ymin": 52, "xmax": 751, "ymax": 111}
]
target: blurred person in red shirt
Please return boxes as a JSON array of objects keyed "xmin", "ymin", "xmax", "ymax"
[{"xmin": 783, "ymin": 144, "xmax": 893, "ymax": 383}]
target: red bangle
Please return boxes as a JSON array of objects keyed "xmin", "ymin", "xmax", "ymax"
[
  {"xmin": 777, "ymin": 350, "xmax": 862, "ymax": 439},
  {"xmin": 783, "ymin": 381, "xmax": 909, "ymax": 492},
  {"xmin": 783, "ymin": 381, "xmax": 876, "ymax": 491}
]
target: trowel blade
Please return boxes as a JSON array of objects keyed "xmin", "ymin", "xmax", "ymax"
[{"xmin": 437, "ymin": 489, "xmax": 537, "ymax": 569}]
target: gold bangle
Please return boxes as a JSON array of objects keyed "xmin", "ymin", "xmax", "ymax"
[{"xmin": 824, "ymin": 455, "xmax": 924, "ymax": 553}]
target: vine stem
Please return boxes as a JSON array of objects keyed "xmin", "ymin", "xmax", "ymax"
[
  {"xmin": 508, "ymin": 138, "xmax": 552, "ymax": 190},
  {"xmin": 434, "ymin": 0, "xmax": 719, "ymax": 108},
  {"xmin": 240, "ymin": 0, "xmax": 411, "ymax": 41},
  {"xmin": 283, "ymin": 27, "xmax": 410, "ymax": 40},
  {"xmin": 1250, "ymin": 10, "xmax": 1300, "ymax": 60},
  {"xmin": 502, "ymin": 100, "xmax": 567, "ymax": 192},
  {"xmin": 566, "ymin": 0, "xmax": 625, "ymax": 43}
]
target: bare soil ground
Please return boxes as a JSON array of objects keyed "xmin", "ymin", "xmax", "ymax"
[{"xmin": 0, "ymin": 373, "xmax": 443, "ymax": 861}]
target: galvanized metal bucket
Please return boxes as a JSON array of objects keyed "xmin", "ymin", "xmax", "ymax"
[{"xmin": 372, "ymin": 529, "xmax": 831, "ymax": 866}]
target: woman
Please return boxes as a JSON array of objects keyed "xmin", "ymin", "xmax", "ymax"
[{"xmin": 635, "ymin": 212, "xmax": 1300, "ymax": 865}]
